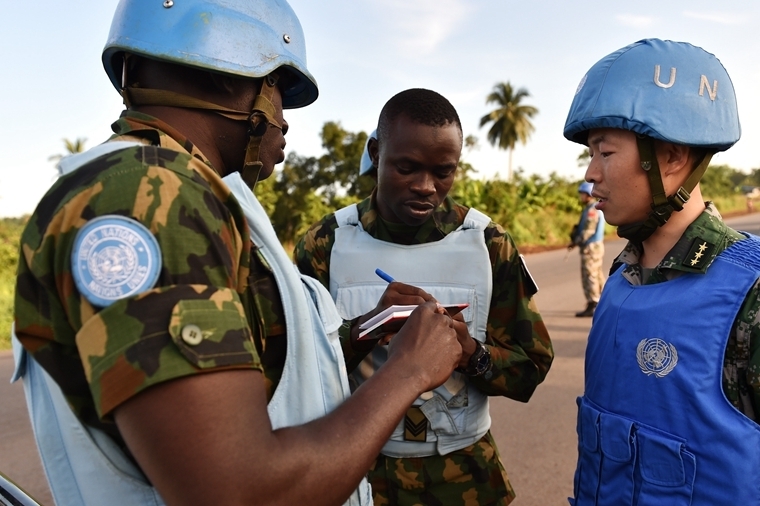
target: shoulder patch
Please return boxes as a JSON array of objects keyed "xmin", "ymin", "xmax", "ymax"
[{"xmin": 72, "ymin": 215, "xmax": 162, "ymax": 307}]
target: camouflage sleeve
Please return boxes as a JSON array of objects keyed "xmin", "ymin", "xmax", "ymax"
[
  {"xmin": 293, "ymin": 213, "xmax": 339, "ymax": 288},
  {"xmin": 14, "ymin": 145, "xmax": 261, "ymax": 423},
  {"xmin": 468, "ymin": 222, "xmax": 554, "ymax": 401},
  {"xmin": 727, "ymin": 278, "xmax": 760, "ymax": 420}
]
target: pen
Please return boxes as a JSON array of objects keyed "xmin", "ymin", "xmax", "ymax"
[{"xmin": 375, "ymin": 268, "xmax": 395, "ymax": 283}]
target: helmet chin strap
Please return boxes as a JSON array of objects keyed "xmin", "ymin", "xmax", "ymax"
[
  {"xmin": 616, "ymin": 135, "xmax": 712, "ymax": 243},
  {"xmin": 122, "ymin": 73, "xmax": 281, "ymax": 191}
]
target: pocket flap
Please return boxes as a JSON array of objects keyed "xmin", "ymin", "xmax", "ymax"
[
  {"xmin": 600, "ymin": 413, "xmax": 634, "ymax": 462},
  {"xmin": 579, "ymin": 399, "xmax": 601, "ymax": 452},
  {"xmin": 638, "ymin": 430, "xmax": 686, "ymax": 487}
]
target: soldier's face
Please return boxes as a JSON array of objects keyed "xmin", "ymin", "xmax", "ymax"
[
  {"xmin": 372, "ymin": 115, "xmax": 461, "ymax": 226},
  {"xmin": 256, "ymin": 85, "xmax": 288, "ymax": 181},
  {"xmin": 585, "ymin": 128, "xmax": 651, "ymax": 227}
]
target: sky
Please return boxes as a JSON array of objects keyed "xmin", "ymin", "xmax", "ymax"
[{"xmin": 2, "ymin": 0, "xmax": 759, "ymax": 217}]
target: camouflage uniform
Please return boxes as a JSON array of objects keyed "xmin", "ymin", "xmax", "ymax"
[
  {"xmin": 611, "ymin": 202, "xmax": 760, "ymax": 421},
  {"xmin": 14, "ymin": 111, "xmax": 288, "ymax": 445},
  {"xmin": 295, "ymin": 192, "xmax": 554, "ymax": 506},
  {"xmin": 572, "ymin": 203, "xmax": 606, "ymax": 304}
]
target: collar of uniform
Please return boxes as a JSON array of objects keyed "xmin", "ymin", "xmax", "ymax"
[
  {"xmin": 110, "ymin": 110, "xmax": 213, "ymax": 168},
  {"xmin": 613, "ymin": 202, "xmax": 738, "ymax": 285},
  {"xmin": 358, "ymin": 191, "xmax": 465, "ymax": 244}
]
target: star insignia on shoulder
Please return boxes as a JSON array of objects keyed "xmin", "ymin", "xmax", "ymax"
[{"xmin": 682, "ymin": 238, "xmax": 715, "ymax": 270}]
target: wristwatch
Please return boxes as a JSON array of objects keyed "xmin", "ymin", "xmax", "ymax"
[{"xmin": 458, "ymin": 339, "xmax": 491, "ymax": 377}]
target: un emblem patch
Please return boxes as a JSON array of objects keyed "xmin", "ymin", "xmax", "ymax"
[
  {"xmin": 636, "ymin": 338, "xmax": 678, "ymax": 378},
  {"xmin": 72, "ymin": 215, "xmax": 161, "ymax": 307}
]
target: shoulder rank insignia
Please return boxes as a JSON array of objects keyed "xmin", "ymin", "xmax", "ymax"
[
  {"xmin": 682, "ymin": 238, "xmax": 715, "ymax": 270},
  {"xmin": 72, "ymin": 215, "xmax": 162, "ymax": 307}
]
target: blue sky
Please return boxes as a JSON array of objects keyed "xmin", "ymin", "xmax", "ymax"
[{"xmin": 2, "ymin": 0, "xmax": 759, "ymax": 217}]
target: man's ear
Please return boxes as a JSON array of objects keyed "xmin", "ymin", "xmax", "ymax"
[
  {"xmin": 368, "ymin": 137, "xmax": 380, "ymax": 169},
  {"xmin": 657, "ymin": 140, "xmax": 691, "ymax": 177}
]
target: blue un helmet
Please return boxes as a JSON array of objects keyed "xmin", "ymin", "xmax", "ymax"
[
  {"xmin": 103, "ymin": 0, "xmax": 317, "ymax": 109},
  {"xmin": 102, "ymin": 0, "xmax": 318, "ymax": 188},
  {"xmin": 578, "ymin": 182, "xmax": 594, "ymax": 195},
  {"xmin": 563, "ymin": 39, "xmax": 741, "ymax": 241},
  {"xmin": 359, "ymin": 129, "xmax": 378, "ymax": 176}
]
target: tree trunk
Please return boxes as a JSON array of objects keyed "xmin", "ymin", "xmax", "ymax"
[{"xmin": 508, "ymin": 148, "xmax": 513, "ymax": 181}]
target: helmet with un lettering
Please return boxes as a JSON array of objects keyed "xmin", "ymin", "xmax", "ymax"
[
  {"xmin": 563, "ymin": 38, "xmax": 740, "ymax": 150},
  {"xmin": 359, "ymin": 129, "xmax": 378, "ymax": 175},
  {"xmin": 102, "ymin": 0, "xmax": 318, "ymax": 109}
]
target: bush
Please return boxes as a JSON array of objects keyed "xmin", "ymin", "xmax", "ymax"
[{"xmin": 0, "ymin": 218, "xmax": 25, "ymax": 350}]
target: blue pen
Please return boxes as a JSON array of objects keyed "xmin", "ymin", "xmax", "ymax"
[{"xmin": 375, "ymin": 268, "xmax": 395, "ymax": 283}]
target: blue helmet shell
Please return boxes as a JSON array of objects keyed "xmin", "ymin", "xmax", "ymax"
[
  {"xmin": 102, "ymin": 0, "xmax": 318, "ymax": 109},
  {"xmin": 578, "ymin": 182, "xmax": 594, "ymax": 195},
  {"xmin": 564, "ymin": 39, "xmax": 740, "ymax": 151},
  {"xmin": 359, "ymin": 129, "xmax": 377, "ymax": 175}
]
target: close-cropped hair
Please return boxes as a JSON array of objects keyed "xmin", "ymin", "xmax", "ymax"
[{"xmin": 377, "ymin": 88, "xmax": 462, "ymax": 143}]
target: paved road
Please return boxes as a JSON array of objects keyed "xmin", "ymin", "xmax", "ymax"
[{"xmin": 3, "ymin": 213, "xmax": 759, "ymax": 505}]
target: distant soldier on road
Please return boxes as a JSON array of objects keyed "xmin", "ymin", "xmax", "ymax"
[{"xmin": 568, "ymin": 181, "xmax": 606, "ymax": 317}]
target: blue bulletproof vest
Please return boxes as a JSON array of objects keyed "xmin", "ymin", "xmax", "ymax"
[{"xmin": 573, "ymin": 235, "xmax": 760, "ymax": 505}]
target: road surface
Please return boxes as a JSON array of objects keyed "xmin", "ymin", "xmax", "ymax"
[{"xmin": 2, "ymin": 213, "xmax": 759, "ymax": 505}]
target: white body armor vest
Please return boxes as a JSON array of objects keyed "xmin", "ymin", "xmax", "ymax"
[
  {"xmin": 11, "ymin": 143, "xmax": 371, "ymax": 506},
  {"xmin": 329, "ymin": 203, "xmax": 493, "ymax": 457}
]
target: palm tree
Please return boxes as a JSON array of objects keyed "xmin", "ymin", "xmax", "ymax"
[
  {"xmin": 479, "ymin": 82, "xmax": 538, "ymax": 180},
  {"xmin": 49, "ymin": 137, "xmax": 87, "ymax": 176}
]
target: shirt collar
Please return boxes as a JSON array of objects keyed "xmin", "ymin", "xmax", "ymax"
[
  {"xmin": 613, "ymin": 202, "xmax": 738, "ymax": 284},
  {"xmin": 357, "ymin": 190, "xmax": 464, "ymax": 244},
  {"xmin": 110, "ymin": 110, "xmax": 213, "ymax": 168}
]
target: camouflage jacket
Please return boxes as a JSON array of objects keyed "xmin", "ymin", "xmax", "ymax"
[
  {"xmin": 295, "ymin": 191, "xmax": 554, "ymax": 401},
  {"xmin": 14, "ymin": 111, "xmax": 288, "ymax": 443},
  {"xmin": 611, "ymin": 203, "xmax": 760, "ymax": 420}
]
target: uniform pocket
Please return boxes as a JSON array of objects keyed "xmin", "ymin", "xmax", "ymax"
[
  {"xmin": 168, "ymin": 295, "xmax": 256, "ymax": 368},
  {"xmin": 636, "ymin": 429, "xmax": 695, "ymax": 506}
]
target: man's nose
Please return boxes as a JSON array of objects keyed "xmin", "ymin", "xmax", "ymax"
[{"xmin": 410, "ymin": 175, "xmax": 435, "ymax": 195}]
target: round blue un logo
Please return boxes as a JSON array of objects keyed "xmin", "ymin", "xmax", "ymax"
[
  {"xmin": 72, "ymin": 215, "xmax": 161, "ymax": 307},
  {"xmin": 636, "ymin": 338, "xmax": 678, "ymax": 378}
]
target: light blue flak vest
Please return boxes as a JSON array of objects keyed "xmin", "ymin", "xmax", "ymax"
[
  {"xmin": 329, "ymin": 203, "xmax": 493, "ymax": 457},
  {"xmin": 572, "ymin": 235, "xmax": 760, "ymax": 506},
  {"xmin": 11, "ymin": 142, "xmax": 371, "ymax": 506}
]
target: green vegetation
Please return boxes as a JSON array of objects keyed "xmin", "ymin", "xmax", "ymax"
[
  {"xmin": 479, "ymin": 82, "xmax": 538, "ymax": 181},
  {"xmin": 0, "ymin": 217, "xmax": 25, "ymax": 350},
  {"xmin": 1, "ymin": 126, "xmax": 757, "ymax": 351}
]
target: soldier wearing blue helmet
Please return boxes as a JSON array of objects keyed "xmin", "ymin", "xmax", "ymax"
[
  {"xmin": 564, "ymin": 39, "xmax": 760, "ymax": 505},
  {"xmin": 11, "ymin": 1, "xmax": 463, "ymax": 505},
  {"xmin": 568, "ymin": 182, "xmax": 606, "ymax": 317}
]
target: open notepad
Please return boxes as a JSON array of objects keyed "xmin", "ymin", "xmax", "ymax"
[{"xmin": 357, "ymin": 303, "xmax": 469, "ymax": 341}]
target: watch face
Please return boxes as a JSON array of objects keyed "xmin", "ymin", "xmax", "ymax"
[
  {"xmin": 468, "ymin": 341, "xmax": 490, "ymax": 376},
  {"xmin": 474, "ymin": 348, "xmax": 490, "ymax": 374}
]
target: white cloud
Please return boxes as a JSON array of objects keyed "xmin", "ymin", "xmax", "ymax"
[
  {"xmin": 615, "ymin": 14, "xmax": 657, "ymax": 28},
  {"xmin": 683, "ymin": 11, "xmax": 746, "ymax": 25},
  {"xmin": 370, "ymin": 0, "xmax": 471, "ymax": 55}
]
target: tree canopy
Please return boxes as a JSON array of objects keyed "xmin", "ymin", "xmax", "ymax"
[{"xmin": 479, "ymin": 82, "xmax": 538, "ymax": 181}]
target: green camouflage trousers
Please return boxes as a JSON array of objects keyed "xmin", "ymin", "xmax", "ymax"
[
  {"xmin": 368, "ymin": 432, "xmax": 515, "ymax": 506},
  {"xmin": 581, "ymin": 242, "xmax": 606, "ymax": 303}
]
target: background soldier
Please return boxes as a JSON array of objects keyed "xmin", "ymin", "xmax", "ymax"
[
  {"xmin": 296, "ymin": 88, "xmax": 554, "ymax": 506},
  {"xmin": 11, "ymin": 2, "xmax": 462, "ymax": 505},
  {"xmin": 568, "ymin": 181, "xmax": 606, "ymax": 317},
  {"xmin": 564, "ymin": 39, "xmax": 760, "ymax": 505}
]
